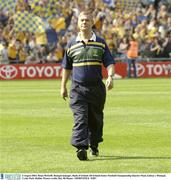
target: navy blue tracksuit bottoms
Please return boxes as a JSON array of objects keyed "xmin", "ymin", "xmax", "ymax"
[{"xmin": 70, "ymin": 81, "xmax": 106, "ymax": 149}]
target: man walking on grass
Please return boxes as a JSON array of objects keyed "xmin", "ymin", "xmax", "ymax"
[{"xmin": 60, "ymin": 11, "xmax": 115, "ymax": 161}]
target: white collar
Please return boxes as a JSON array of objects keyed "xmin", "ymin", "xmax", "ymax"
[{"xmin": 76, "ymin": 32, "xmax": 96, "ymax": 42}]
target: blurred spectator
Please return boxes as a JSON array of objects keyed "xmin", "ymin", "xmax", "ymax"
[
  {"xmin": 166, "ymin": 17, "xmax": 171, "ymax": 32},
  {"xmin": 46, "ymin": 51, "xmax": 58, "ymax": 63},
  {"xmin": 162, "ymin": 31, "xmax": 171, "ymax": 57},
  {"xmin": 157, "ymin": 3, "xmax": 167, "ymax": 19},
  {"xmin": 0, "ymin": 10, "xmax": 8, "ymax": 27},
  {"xmin": 136, "ymin": 9, "xmax": 147, "ymax": 23},
  {"xmin": 37, "ymin": 45, "xmax": 48, "ymax": 63},
  {"xmin": 28, "ymin": 34, "xmax": 37, "ymax": 50},
  {"xmin": 140, "ymin": 36, "xmax": 155, "ymax": 57},
  {"xmin": 127, "ymin": 36, "xmax": 139, "ymax": 78},
  {"xmin": 150, "ymin": 36, "xmax": 163, "ymax": 57},
  {"xmin": 0, "ymin": 41, "xmax": 9, "ymax": 64},
  {"xmin": 54, "ymin": 43, "xmax": 64, "ymax": 62},
  {"xmin": 117, "ymin": 37, "xmax": 129, "ymax": 59},
  {"xmin": 8, "ymin": 38, "xmax": 17, "ymax": 64},
  {"xmin": 144, "ymin": 3, "xmax": 156, "ymax": 19}
]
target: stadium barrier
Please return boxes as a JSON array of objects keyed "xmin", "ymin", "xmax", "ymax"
[{"xmin": 0, "ymin": 59, "xmax": 171, "ymax": 80}]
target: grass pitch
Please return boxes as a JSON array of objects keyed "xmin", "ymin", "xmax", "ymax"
[{"xmin": 0, "ymin": 78, "xmax": 171, "ymax": 173}]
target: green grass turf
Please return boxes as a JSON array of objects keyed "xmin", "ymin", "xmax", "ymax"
[{"xmin": 0, "ymin": 78, "xmax": 171, "ymax": 173}]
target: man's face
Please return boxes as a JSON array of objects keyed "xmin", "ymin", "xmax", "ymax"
[{"xmin": 78, "ymin": 14, "xmax": 93, "ymax": 31}]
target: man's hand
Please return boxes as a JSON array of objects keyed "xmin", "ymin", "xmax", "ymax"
[
  {"xmin": 60, "ymin": 86, "xmax": 68, "ymax": 100},
  {"xmin": 106, "ymin": 64, "xmax": 114, "ymax": 90},
  {"xmin": 60, "ymin": 69, "xmax": 71, "ymax": 100},
  {"xmin": 106, "ymin": 76, "xmax": 113, "ymax": 91}
]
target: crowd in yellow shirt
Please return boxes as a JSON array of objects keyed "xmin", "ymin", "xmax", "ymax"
[{"xmin": 0, "ymin": 0, "xmax": 171, "ymax": 64}]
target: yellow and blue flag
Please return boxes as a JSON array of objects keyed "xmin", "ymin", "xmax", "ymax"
[
  {"xmin": 14, "ymin": 11, "xmax": 46, "ymax": 33},
  {"xmin": 0, "ymin": 0, "xmax": 16, "ymax": 12}
]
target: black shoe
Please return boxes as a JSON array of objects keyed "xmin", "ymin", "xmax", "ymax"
[
  {"xmin": 77, "ymin": 149, "xmax": 88, "ymax": 161},
  {"xmin": 90, "ymin": 146, "xmax": 99, "ymax": 156}
]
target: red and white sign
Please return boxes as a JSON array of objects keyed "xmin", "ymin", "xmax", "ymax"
[
  {"xmin": 136, "ymin": 62, "xmax": 171, "ymax": 78},
  {"xmin": 103, "ymin": 61, "xmax": 171, "ymax": 78},
  {"xmin": 0, "ymin": 61, "xmax": 171, "ymax": 80},
  {"xmin": 0, "ymin": 64, "xmax": 63, "ymax": 80}
]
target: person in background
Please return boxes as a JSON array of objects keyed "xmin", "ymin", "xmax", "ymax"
[
  {"xmin": 117, "ymin": 37, "xmax": 129, "ymax": 60},
  {"xmin": 162, "ymin": 31, "xmax": 171, "ymax": 57},
  {"xmin": 8, "ymin": 38, "xmax": 17, "ymax": 64},
  {"xmin": 0, "ymin": 41, "xmax": 9, "ymax": 64},
  {"xmin": 127, "ymin": 35, "xmax": 139, "ymax": 78}
]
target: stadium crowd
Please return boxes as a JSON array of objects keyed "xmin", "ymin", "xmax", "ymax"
[{"xmin": 0, "ymin": 0, "xmax": 171, "ymax": 65}]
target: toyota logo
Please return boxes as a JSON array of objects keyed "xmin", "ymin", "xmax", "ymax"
[
  {"xmin": 0, "ymin": 65, "xmax": 18, "ymax": 79},
  {"xmin": 136, "ymin": 63, "xmax": 145, "ymax": 77}
]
